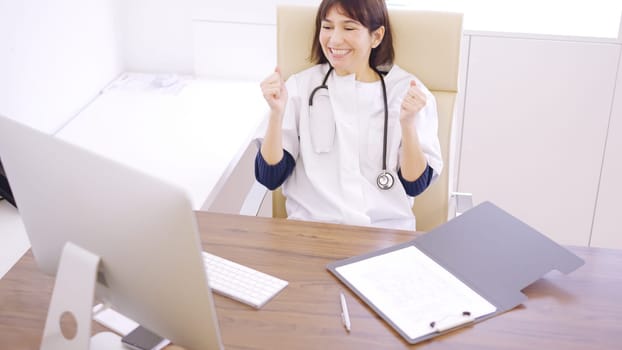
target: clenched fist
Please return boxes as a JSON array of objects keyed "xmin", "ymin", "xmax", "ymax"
[
  {"xmin": 260, "ymin": 67, "xmax": 288, "ymax": 117},
  {"xmin": 400, "ymin": 80, "xmax": 426, "ymax": 123}
]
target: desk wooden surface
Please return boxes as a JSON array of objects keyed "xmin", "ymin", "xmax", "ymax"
[{"xmin": 1, "ymin": 212, "xmax": 621, "ymax": 349}]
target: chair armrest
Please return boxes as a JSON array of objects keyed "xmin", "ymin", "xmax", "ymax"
[
  {"xmin": 450, "ymin": 192, "xmax": 473, "ymax": 217},
  {"xmin": 239, "ymin": 181, "xmax": 269, "ymax": 216}
]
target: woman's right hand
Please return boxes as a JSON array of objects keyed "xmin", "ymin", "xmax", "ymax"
[{"xmin": 260, "ymin": 67, "xmax": 288, "ymax": 117}]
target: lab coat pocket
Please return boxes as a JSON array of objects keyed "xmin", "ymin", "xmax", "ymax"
[{"xmin": 309, "ymin": 90, "xmax": 335, "ymax": 153}]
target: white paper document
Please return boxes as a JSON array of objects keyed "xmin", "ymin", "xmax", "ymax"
[{"xmin": 335, "ymin": 246, "xmax": 496, "ymax": 340}]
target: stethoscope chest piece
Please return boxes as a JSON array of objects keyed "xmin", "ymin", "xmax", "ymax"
[{"xmin": 376, "ymin": 171, "xmax": 394, "ymax": 190}]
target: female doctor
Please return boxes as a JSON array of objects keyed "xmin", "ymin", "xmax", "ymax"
[{"xmin": 256, "ymin": 0, "xmax": 442, "ymax": 230}]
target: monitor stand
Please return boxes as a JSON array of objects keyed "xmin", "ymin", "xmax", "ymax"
[{"xmin": 40, "ymin": 242, "xmax": 125, "ymax": 350}]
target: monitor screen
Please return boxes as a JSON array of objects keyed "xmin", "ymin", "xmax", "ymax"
[{"xmin": 0, "ymin": 115, "xmax": 223, "ymax": 350}]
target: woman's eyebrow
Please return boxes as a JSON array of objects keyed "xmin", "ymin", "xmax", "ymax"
[{"xmin": 322, "ymin": 18, "xmax": 361, "ymax": 25}]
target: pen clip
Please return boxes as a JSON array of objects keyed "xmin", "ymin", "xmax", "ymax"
[{"xmin": 429, "ymin": 311, "xmax": 474, "ymax": 333}]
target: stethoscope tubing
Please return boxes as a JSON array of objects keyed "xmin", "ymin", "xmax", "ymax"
[{"xmin": 373, "ymin": 66, "xmax": 389, "ymax": 174}]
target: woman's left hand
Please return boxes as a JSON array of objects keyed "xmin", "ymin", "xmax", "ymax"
[{"xmin": 400, "ymin": 80, "xmax": 426, "ymax": 123}]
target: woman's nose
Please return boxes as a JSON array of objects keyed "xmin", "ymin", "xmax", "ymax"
[{"xmin": 328, "ymin": 28, "xmax": 344, "ymax": 44}]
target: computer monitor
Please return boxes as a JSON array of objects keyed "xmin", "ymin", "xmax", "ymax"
[{"xmin": 0, "ymin": 115, "xmax": 223, "ymax": 350}]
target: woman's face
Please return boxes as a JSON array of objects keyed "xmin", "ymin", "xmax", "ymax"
[{"xmin": 319, "ymin": 5, "xmax": 384, "ymax": 79}]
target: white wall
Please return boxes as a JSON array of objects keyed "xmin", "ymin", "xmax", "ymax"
[
  {"xmin": 0, "ymin": 0, "xmax": 197, "ymax": 132},
  {"xmin": 0, "ymin": 0, "xmax": 122, "ymax": 133},
  {"xmin": 119, "ymin": 0, "xmax": 194, "ymax": 74},
  {"xmin": 193, "ymin": 0, "xmax": 318, "ymax": 80},
  {"xmin": 193, "ymin": 21, "xmax": 275, "ymax": 80},
  {"xmin": 193, "ymin": 0, "xmax": 319, "ymax": 23},
  {"xmin": 590, "ymin": 36, "xmax": 622, "ymax": 248}
]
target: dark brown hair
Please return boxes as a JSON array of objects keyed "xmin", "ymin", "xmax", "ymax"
[{"xmin": 310, "ymin": 0, "xmax": 394, "ymax": 69}]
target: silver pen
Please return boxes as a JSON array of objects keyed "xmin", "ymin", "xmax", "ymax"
[{"xmin": 340, "ymin": 292, "xmax": 351, "ymax": 332}]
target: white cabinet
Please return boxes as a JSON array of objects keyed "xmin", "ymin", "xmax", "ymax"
[
  {"xmin": 591, "ymin": 51, "xmax": 622, "ymax": 249},
  {"xmin": 457, "ymin": 35, "xmax": 620, "ymax": 246}
]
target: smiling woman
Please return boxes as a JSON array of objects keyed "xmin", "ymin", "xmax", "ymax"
[{"xmin": 254, "ymin": 0, "xmax": 443, "ymax": 230}]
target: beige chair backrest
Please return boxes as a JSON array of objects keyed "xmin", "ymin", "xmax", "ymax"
[{"xmin": 273, "ymin": 5, "xmax": 463, "ymax": 231}]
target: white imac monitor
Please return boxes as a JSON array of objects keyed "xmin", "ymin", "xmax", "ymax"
[{"xmin": 0, "ymin": 115, "xmax": 223, "ymax": 350}]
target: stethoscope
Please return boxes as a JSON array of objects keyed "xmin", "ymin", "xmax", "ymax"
[{"xmin": 308, "ymin": 66, "xmax": 394, "ymax": 190}]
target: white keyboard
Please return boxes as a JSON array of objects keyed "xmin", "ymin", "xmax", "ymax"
[{"xmin": 202, "ymin": 251, "xmax": 288, "ymax": 309}]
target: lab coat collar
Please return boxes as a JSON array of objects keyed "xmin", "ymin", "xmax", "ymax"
[{"xmin": 320, "ymin": 63, "xmax": 408, "ymax": 84}]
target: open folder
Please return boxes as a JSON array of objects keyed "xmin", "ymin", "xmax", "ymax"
[{"xmin": 327, "ymin": 201, "xmax": 584, "ymax": 344}]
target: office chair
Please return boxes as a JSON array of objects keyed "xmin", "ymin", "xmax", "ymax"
[{"xmin": 273, "ymin": 5, "xmax": 464, "ymax": 231}]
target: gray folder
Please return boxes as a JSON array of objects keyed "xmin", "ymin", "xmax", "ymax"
[{"xmin": 327, "ymin": 201, "xmax": 584, "ymax": 344}]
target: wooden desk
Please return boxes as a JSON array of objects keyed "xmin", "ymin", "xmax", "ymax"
[{"xmin": 1, "ymin": 213, "xmax": 621, "ymax": 349}]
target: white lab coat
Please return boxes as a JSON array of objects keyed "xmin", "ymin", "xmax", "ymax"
[{"xmin": 257, "ymin": 63, "xmax": 442, "ymax": 230}]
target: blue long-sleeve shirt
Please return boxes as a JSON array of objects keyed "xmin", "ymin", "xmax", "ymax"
[
  {"xmin": 254, "ymin": 150, "xmax": 296, "ymax": 191},
  {"xmin": 255, "ymin": 150, "xmax": 433, "ymax": 196}
]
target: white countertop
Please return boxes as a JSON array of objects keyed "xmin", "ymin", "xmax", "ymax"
[{"xmin": 56, "ymin": 73, "xmax": 268, "ymax": 210}]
